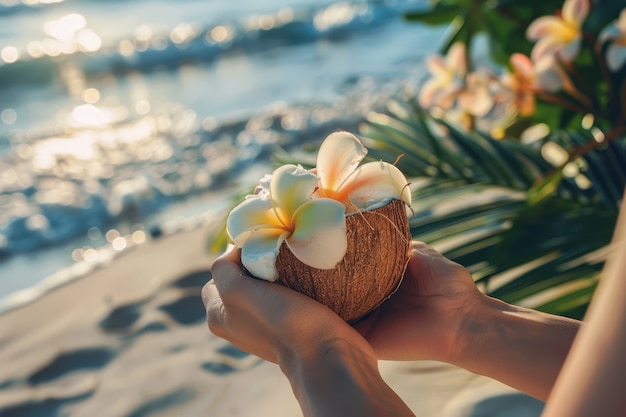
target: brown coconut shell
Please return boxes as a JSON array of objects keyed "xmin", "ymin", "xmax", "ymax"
[{"xmin": 274, "ymin": 199, "xmax": 411, "ymax": 323}]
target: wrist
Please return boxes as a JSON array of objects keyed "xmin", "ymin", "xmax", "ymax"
[
  {"xmin": 278, "ymin": 335, "xmax": 377, "ymax": 380},
  {"xmin": 444, "ymin": 291, "xmax": 500, "ymax": 366},
  {"xmin": 279, "ymin": 337, "xmax": 415, "ymax": 417}
]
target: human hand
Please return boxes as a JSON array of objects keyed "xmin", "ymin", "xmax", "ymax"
[
  {"xmin": 202, "ymin": 246, "xmax": 376, "ymax": 366},
  {"xmin": 354, "ymin": 241, "xmax": 484, "ymax": 363}
]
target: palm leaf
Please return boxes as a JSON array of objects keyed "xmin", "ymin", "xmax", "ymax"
[{"xmin": 360, "ymin": 98, "xmax": 625, "ymax": 319}]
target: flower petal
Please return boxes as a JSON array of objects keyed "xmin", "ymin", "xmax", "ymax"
[
  {"xmin": 558, "ymin": 38, "xmax": 580, "ymax": 62},
  {"xmin": 531, "ymin": 36, "xmax": 564, "ymax": 62},
  {"xmin": 269, "ymin": 164, "xmax": 319, "ymax": 227},
  {"xmin": 518, "ymin": 94, "xmax": 536, "ymax": 117},
  {"xmin": 287, "ymin": 198, "xmax": 347, "ymax": 269},
  {"xmin": 241, "ymin": 229, "xmax": 289, "ymax": 281},
  {"xmin": 436, "ymin": 83, "xmax": 463, "ymax": 110},
  {"xmin": 527, "ymin": 16, "xmax": 563, "ymax": 41},
  {"xmin": 534, "ymin": 57, "xmax": 565, "ymax": 92},
  {"xmin": 418, "ymin": 78, "xmax": 443, "ymax": 108},
  {"xmin": 316, "ymin": 131, "xmax": 367, "ymax": 192},
  {"xmin": 459, "ymin": 88, "xmax": 494, "ymax": 117},
  {"xmin": 446, "ymin": 42, "xmax": 467, "ymax": 78},
  {"xmin": 619, "ymin": 9, "xmax": 626, "ymax": 33},
  {"xmin": 562, "ymin": 0, "xmax": 589, "ymax": 26},
  {"xmin": 599, "ymin": 24, "xmax": 621, "ymax": 43},
  {"xmin": 510, "ymin": 53, "xmax": 534, "ymax": 81},
  {"xmin": 426, "ymin": 55, "xmax": 448, "ymax": 78},
  {"xmin": 336, "ymin": 161, "xmax": 411, "ymax": 213},
  {"xmin": 607, "ymin": 44, "xmax": 626, "ymax": 72},
  {"xmin": 227, "ymin": 195, "xmax": 283, "ymax": 247}
]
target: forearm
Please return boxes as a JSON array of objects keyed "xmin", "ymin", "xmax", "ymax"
[
  {"xmin": 542, "ymin": 203, "xmax": 626, "ymax": 417},
  {"xmin": 280, "ymin": 340, "xmax": 415, "ymax": 417},
  {"xmin": 451, "ymin": 295, "xmax": 581, "ymax": 400}
]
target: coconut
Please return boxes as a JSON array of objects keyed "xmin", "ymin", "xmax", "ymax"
[{"xmin": 274, "ymin": 199, "xmax": 411, "ymax": 323}]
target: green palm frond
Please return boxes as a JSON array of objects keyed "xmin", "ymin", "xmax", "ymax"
[
  {"xmin": 360, "ymin": 98, "xmax": 625, "ymax": 319},
  {"xmin": 361, "ymin": 98, "xmax": 552, "ymax": 189}
]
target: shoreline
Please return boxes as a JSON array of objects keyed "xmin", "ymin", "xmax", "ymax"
[{"xmin": 0, "ymin": 222, "xmax": 544, "ymax": 416}]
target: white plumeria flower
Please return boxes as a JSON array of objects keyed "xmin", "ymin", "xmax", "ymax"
[
  {"xmin": 227, "ymin": 164, "xmax": 347, "ymax": 281},
  {"xmin": 314, "ymin": 131, "xmax": 411, "ymax": 213},
  {"xmin": 599, "ymin": 9, "xmax": 626, "ymax": 71},
  {"xmin": 227, "ymin": 131, "xmax": 412, "ymax": 281},
  {"xmin": 526, "ymin": 0, "xmax": 589, "ymax": 62},
  {"xmin": 418, "ymin": 42, "xmax": 467, "ymax": 110},
  {"xmin": 457, "ymin": 68, "xmax": 499, "ymax": 118}
]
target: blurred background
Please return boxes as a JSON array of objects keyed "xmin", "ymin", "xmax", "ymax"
[
  {"xmin": 2, "ymin": 1, "xmax": 625, "ymax": 415},
  {"xmin": 0, "ymin": 0, "xmax": 439, "ymax": 306}
]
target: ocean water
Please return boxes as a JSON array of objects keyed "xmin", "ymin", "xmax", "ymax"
[{"xmin": 0, "ymin": 0, "xmax": 443, "ymax": 309}]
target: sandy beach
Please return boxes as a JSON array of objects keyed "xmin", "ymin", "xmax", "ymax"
[{"xmin": 0, "ymin": 224, "xmax": 545, "ymax": 417}]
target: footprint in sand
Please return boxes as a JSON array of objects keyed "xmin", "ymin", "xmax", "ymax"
[
  {"xmin": 157, "ymin": 270, "xmax": 212, "ymax": 326},
  {"xmin": 99, "ymin": 270, "xmax": 211, "ymax": 334},
  {"xmin": 170, "ymin": 270, "xmax": 212, "ymax": 289},
  {"xmin": 201, "ymin": 343, "xmax": 261, "ymax": 375},
  {"xmin": 158, "ymin": 294, "xmax": 206, "ymax": 326},
  {"xmin": 99, "ymin": 302, "xmax": 143, "ymax": 331},
  {"xmin": 1, "ymin": 392, "xmax": 93, "ymax": 417},
  {"xmin": 28, "ymin": 346, "xmax": 116, "ymax": 385},
  {"xmin": 124, "ymin": 387, "xmax": 196, "ymax": 417}
]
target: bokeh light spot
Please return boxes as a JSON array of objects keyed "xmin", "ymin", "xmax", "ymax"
[
  {"xmin": 27, "ymin": 41, "xmax": 45, "ymax": 58},
  {"xmin": 135, "ymin": 99, "xmax": 151, "ymax": 115},
  {"xmin": 83, "ymin": 88, "xmax": 101, "ymax": 104},
  {"xmin": 1, "ymin": 46, "xmax": 19, "ymax": 63},
  {"xmin": 112, "ymin": 236, "xmax": 127, "ymax": 251},
  {"xmin": 131, "ymin": 230, "xmax": 146, "ymax": 244},
  {"xmin": 77, "ymin": 29, "xmax": 102, "ymax": 52},
  {"xmin": 1, "ymin": 108, "xmax": 17, "ymax": 125},
  {"xmin": 44, "ymin": 13, "xmax": 86, "ymax": 42},
  {"xmin": 105, "ymin": 229, "xmax": 120, "ymax": 242},
  {"xmin": 118, "ymin": 39, "xmax": 135, "ymax": 56}
]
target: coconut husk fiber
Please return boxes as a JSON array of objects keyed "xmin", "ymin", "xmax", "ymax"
[{"xmin": 275, "ymin": 199, "xmax": 411, "ymax": 323}]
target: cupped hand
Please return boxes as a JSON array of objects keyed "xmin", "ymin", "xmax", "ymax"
[
  {"xmin": 354, "ymin": 241, "xmax": 483, "ymax": 362},
  {"xmin": 202, "ymin": 246, "xmax": 375, "ymax": 366}
]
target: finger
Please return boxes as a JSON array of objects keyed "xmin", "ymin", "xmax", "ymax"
[
  {"xmin": 202, "ymin": 280, "xmax": 229, "ymax": 337},
  {"xmin": 210, "ymin": 246, "xmax": 246, "ymax": 289},
  {"xmin": 201, "ymin": 279, "xmax": 218, "ymax": 310},
  {"xmin": 211, "ymin": 245, "xmax": 242, "ymax": 272}
]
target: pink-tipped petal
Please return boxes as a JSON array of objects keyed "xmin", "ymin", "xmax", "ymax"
[
  {"xmin": 269, "ymin": 164, "xmax": 320, "ymax": 227},
  {"xmin": 287, "ymin": 198, "xmax": 347, "ymax": 269},
  {"xmin": 510, "ymin": 53, "xmax": 534, "ymax": 80},
  {"xmin": 227, "ymin": 196, "xmax": 282, "ymax": 247},
  {"xmin": 562, "ymin": 0, "xmax": 589, "ymax": 26},
  {"xmin": 316, "ymin": 131, "xmax": 367, "ymax": 191},
  {"xmin": 527, "ymin": 16, "xmax": 563, "ymax": 41},
  {"xmin": 241, "ymin": 229, "xmax": 289, "ymax": 281},
  {"xmin": 337, "ymin": 161, "xmax": 411, "ymax": 213},
  {"xmin": 418, "ymin": 78, "xmax": 442, "ymax": 108},
  {"xmin": 531, "ymin": 36, "xmax": 563, "ymax": 62}
]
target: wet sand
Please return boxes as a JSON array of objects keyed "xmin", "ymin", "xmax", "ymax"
[{"xmin": 0, "ymin": 225, "xmax": 544, "ymax": 416}]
